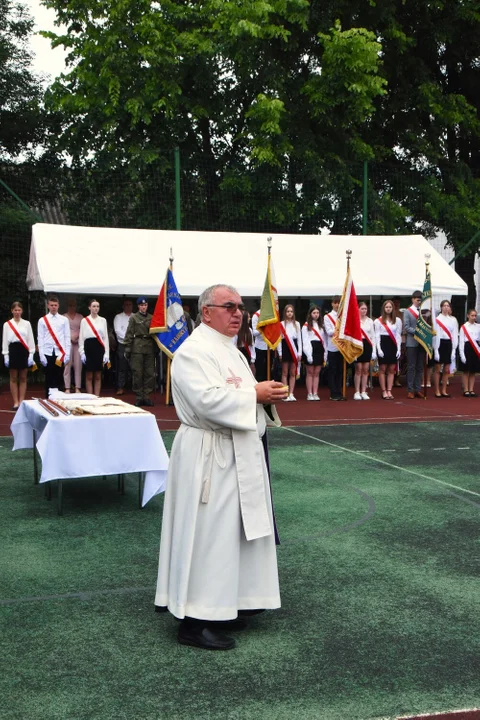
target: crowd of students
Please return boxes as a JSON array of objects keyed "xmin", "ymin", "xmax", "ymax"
[
  {"xmin": 3, "ymin": 290, "xmax": 480, "ymax": 410},
  {"xmin": 232, "ymin": 291, "xmax": 480, "ymax": 402}
]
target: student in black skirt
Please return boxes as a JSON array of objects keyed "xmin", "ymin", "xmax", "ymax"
[
  {"xmin": 433, "ymin": 300, "xmax": 458, "ymax": 398},
  {"xmin": 79, "ymin": 299, "xmax": 110, "ymax": 396},
  {"xmin": 459, "ymin": 308, "xmax": 480, "ymax": 397},
  {"xmin": 354, "ymin": 302, "xmax": 376, "ymax": 400},
  {"xmin": 2, "ymin": 301, "xmax": 35, "ymax": 410},
  {"xmin": 234, "ymin": 311, "xmax": 256, "ymax": 374},
  {"xmin": 278, "ymin": 304, "xmax": 302, "ymax": 401},
  {"xmin": 374, "ymin": 300, "xmax": 401, "ymax": 400},
  {"xmin": 301, "ymin": 305, "xmax": 326, "ymax": 401}
]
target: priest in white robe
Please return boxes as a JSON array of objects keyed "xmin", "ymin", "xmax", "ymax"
[{"xmin": 154, "ymin": 284, "xmax": 288, "ymax": 650}]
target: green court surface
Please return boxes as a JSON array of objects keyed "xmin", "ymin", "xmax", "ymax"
[{"xmin": 1, "ymin": 423, "xmax": 479, "ymax": 720}]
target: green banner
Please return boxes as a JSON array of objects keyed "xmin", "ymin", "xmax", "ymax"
[{"xmin": 414, "ymin": 270, "xmax": 435, "ymax": 358}]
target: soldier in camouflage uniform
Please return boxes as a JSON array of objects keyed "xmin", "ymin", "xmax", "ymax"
[{"xmin": 124, "ymin": 297, "xmax": 157, "ymax": 406}]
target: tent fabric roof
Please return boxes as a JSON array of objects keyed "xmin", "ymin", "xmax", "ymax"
[{"xmin": 27, "ymin": 224, "xmax": 468, "ymax": 298}]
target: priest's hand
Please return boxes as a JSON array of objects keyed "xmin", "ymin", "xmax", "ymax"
[{"xmin": 255, "ymin": 381, "xmax": 289, "ymax": 404}]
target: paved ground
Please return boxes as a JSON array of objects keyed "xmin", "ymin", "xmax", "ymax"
[{"xmin": 2, "ymin": 376, "xmax": 480, "ymax": 436}]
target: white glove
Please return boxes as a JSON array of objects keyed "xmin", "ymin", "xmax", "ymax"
[
  {"xmin": 434, "ymin": 350, "xmax": 439, "ymax": 362},
  {"xmin": 307, "ymin": 357, "xmax": 313, "ymax": 365},
  {"xmin": 396, "ymin": 349, "xmax": 401, "ymax": 360},
  {"xmin": 372, "ymin": 352, "xmax": 377, "ymax": 362},
  {"xmin": 40, "ymin": 354, "xmax": 47, "ymax": 367},
  {"xmin": 64, "ymin": 355, "xmax": 70, "ymax": 365},
  {"xmin": 4, "ymin": 356, "xmax": 9, "ymax": 368},
  {"xmin": 377, "ymin": 348, "xmax": 384, "ymax": 358},
  {"xmin": 28, "ymin": 354, "xmax": 34, "ymax": 367},
  {"xmin": 103, "ymin": 354, "xmax": 109, "ymax": 365},
  {"xmin": 80, "ymin": 353, "xmax": 86, "ymax": 364}
]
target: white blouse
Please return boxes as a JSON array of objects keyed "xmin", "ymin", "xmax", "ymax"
[
  {"xmin": 459, "ymin": 322, "xmax": 480, "ymax": 363},
  {"xmin": 278, "ymin": 321, "xmax": 302, "ymax": 360},
  {"xmin": 301, "ymin": 321, "xmax": 326, "ymax": 364},
  {"xmin": 433, "ymin": 314, "xmax": 459, "ymax": 351},
  {"xmin": 2, "ymin": 318, "xmax": 35, "ymax": 357},
  {"xmin": 374, "ymin": 317, "xmax": 402, "ymax": 353},
  {"xmin": 79, "ymin": 315, "xmax": 110, "ymax": 359}
]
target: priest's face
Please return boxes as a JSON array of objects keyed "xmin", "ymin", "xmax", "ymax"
[{"xmin": 203, "ymin": 287, "xmax": 243, "ymax": 337}]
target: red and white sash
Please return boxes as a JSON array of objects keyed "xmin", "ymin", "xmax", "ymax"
[
  {"xmin": 436, "ymin": 318, "xmax": 452, "ymax": 341},
  {"xmin": 243, "ymin": 342, "xmax": 252, "ymax": 361},
  {"xmin": 408, "ymin": 307, "xmax": 419, "ymax": 320},
  {"xmin": 325, "ymin": 313, "xmax": 336, "ymax": 329},
  {"xmin": 462, "ymin": 324, "xmax": 480, "ymax": 359},
  {"xmin": 377, "ymin": 318, "xmax": 397, "ymax": 345},
  {"xmin": 304, "ymin": 323, "xmax": 324, "ymax": 345},
  {"xmin": 361, "ymin": 328, "xmax": 373, "ymax": 346},
  {"xmin": 86, "ymin": 316, "xmax": 105, "ymax": 347},
  {"xmin": 43, "ymin": 316, "xmax": 65, "ymax": 364},
  {"xmin": 281, "ymin": 322, "xmax": 299, "ymax": 374},
  {"xmin": 85, "ymin": 317, "xmax": 111, "ymax": 367},
  {"xmin": 7, "ymin": 320, "xmax": 30, "ymax": 352}
]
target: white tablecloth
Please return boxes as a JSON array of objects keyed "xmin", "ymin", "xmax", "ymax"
[{"xmin": 11, "ymin": 401, "xmax": 169, "ymax": 505}]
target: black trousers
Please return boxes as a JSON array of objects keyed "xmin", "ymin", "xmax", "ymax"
[
  {"xmin": 44, "ymin": 354, "xmax": 65, "ymax": 397},
  {"xmin": 255, "ymin": 348, "xmax": 268, "ymax": 382},
  {"xmin": 327, "ymin": 351, "xmax": 343, "ymax": 398}
]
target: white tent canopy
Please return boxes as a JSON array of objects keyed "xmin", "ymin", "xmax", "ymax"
[{"xmin": 27, "ymin": 224, "xmax": 468, "ymax": 298}]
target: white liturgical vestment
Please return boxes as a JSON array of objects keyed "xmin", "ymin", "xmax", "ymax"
[{"xmin": 155, "ymin": 322, "xmax": 281, "ymax": 621}]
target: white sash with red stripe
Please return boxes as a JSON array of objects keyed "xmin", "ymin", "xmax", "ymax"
[
  {"xmin": 436, "ymin": 318, "xmax": 452, "ymax": 341},
  {"xmin": 462, "ymin": 324, "xmax": 480, "ymax": 359},
  {"xmin": 377, "ymin": 318, "xmax": 397, "ymax": 345},
  {"xmin": 85, "ymin": 316, "xmax": 105, "ymax": 347},
  {"xmin": 7, "ymin": 320, "xmax": 30, "ymax": 352},
  {"xmin": 43, "ymin": 316, "xmax": 65, "ymax": 362},
  {"xmin": 361, "ymin": 328, "xmax": 373, "ymax": 346}
]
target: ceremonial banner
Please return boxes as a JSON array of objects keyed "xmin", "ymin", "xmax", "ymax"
[
  {"xmin": 150, "ymin": 268, "xmax": 189, "ymax": 358},
  {"xmin": 257, "ymin": 253, "xmax": 282, "ymax": 350},
  {"xmin": 333, "ymin": 266, "xmax": 363, "ymax": 363},
  {"xmin": 414, "ymin": 268, "xmax": 436, "ymax": 358}
]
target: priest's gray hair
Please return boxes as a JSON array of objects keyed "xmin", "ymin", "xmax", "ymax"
[{"xmin": 198, "ymin": 284, "xmax": 239, "ymax": 312}]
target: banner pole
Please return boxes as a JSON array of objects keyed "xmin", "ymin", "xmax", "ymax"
[
  {"xmin": 342, "ymin": 358, "xmax": 347, "ymax": 399},
  {"xmin": 267, "ymin": 348, "xmax": 271, "ymax": 381},
  {"xmin": 165, "ymin": 248, "xmax": 174, "ymax": 406}
]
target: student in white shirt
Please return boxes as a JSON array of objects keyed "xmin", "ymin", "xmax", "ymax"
[
  {"xmin": 233, "ymin": 311, "xmax": 256, "ymax": 374},
  {"xmin": 353, "ymin": 302, "xmax": 376, "ymax": 400},
  {"xmin": 324, "ymin": 295, "xmax": 343, "ymax": 400},
  {"xmin": 278, "ymin": 304, "xmax": 302, "ymax": 401},
  {"xmin": 301, "ymin": 305, "xmax": 325, "ymax": 401},
  {"xmin": 79, "ymin": 299, "xmax": 110, "ymax": 396},
  {"xmin": 374, "ymin": 300, "xmax": 401, "ymax": 400},
  {"xmin": 459, "ymin": 308, "xmax": 480, "ymax": 397},
  {"xmin": 113, "ymin": 298, "xmax": 133, "ymax": 395},
  {"xmin": 2, "ymin": 301, "xmax": 35, "ymax": 409},
  {"xmin": 433, "ymin": 300, "xmax": 458, "ymax": 398},
  {"xmin": 252, "ymin": 309, "xmax": 269, "ymax": 381},
  {"xmin": 37, "ymin": 295, "xmax": 71, "ymax": 398}
]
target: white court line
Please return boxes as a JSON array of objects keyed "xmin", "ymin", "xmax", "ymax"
[
  {"xmin": 433, "ymin": 447, "xmax": 446, "ymax": 450},
  {"xmin": 458, "ymin": 447, "xmax": 470, "ymax": 450},
  {"xmin": 407, "ymin": 448, "xmax": 420, "ymax": 452},
  {"xmin": 283, "ymin": 426, "xmax": 480, "ymax": 500}
]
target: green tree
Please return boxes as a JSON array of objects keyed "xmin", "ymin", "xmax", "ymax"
[{"xmin": 43, "ymin": 0, "xmax": 386, "ymax": 232}]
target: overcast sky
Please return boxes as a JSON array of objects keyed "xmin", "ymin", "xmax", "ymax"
[{"xmin": 26, "ymin": 0, "xmax": 68, "ymax": 81}]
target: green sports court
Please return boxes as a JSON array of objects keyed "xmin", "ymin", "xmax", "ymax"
[{"xmin": 1, "ymin": 420, "xmax": 479, "ymax": 720}]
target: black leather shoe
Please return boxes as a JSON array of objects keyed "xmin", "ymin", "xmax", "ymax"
[
  {"xmin": 154, "ymin": 605, "xmax": 168, "ymax": 613},
  {"xmin": 208, "ymin": 618, "xmax": 247, "ymax": 631},
  {"xmin": 135, "ymin": 399, "xmax": 144, "ymax": 406},
  {"xmin": 143, "ymin": 398, "xmax": 154, "ymax": 406},
  {"xmin": 178, "ymin": 622, "xmax": 235, "ymax": 650}
]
